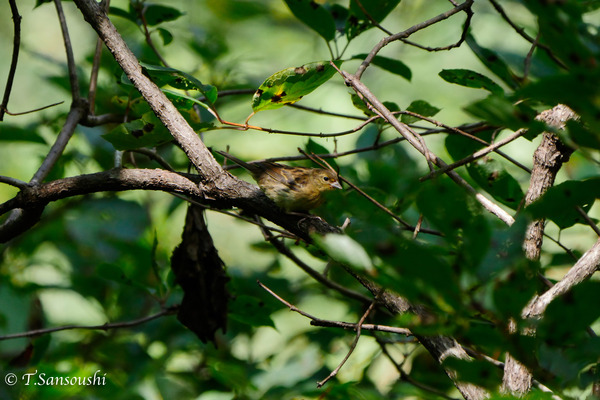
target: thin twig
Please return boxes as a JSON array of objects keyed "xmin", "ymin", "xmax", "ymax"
[
  {"xmin": 0, "ymin": 175, "xmax": 29, "ymax": 189},
  {"xmin": 488, "ymin": 0, "xmax": 566, "ymax": 69},
  {"xmin": 336, "ymin": 65, "xmax": 516, "ymax": 226},
  {"xmin": 317, "ymin": 296, "xmax": 379, "ymax": 388},
  {"xmin": 0, "ymin": 307, "xmax": 178, "ymax": 340},
  {"xmin": 376, "ymin": 336, "xmax": 459, "ymax": 400},
  {"xmin": 354, "ymin": 0, "xmax": 393, "ymax": 35},
  {"xmin": 139, "ymin": 5, "xmax": 169, "ymax": 67},
  {"xmin": 420, "ymin": 128, "xmax": 526, "ymax": 181},
  {"xmin": 576, "ymin": 206, "xmax": 600, "ymax": 237},
  {"xmin": 523, "ymin": 32, "xmax": 539, "ymax": 81},
  {"xmin": 257, "ymin": 280, "xmax": 408, "ymax": 334},
  {"xmin": 54, "ymin": 0, "xmax": 80, "ymax": 102},
  {"xmin": 264, "ymin": 232, "xmax": 373, "ymax": 304},
  {"xmin": 128, "ymin": 148, "xmax": 175, "ymax": 171},
  {"xmin": 399, "ymin": 2, "xmax": 473, "ymax": 52},
  {"xmin": 298, "ymin": 149, "xmax": 442, "ymax": 236},
  {"xmin": 88, "ymin": 0, "xmax": 110, "ymax": 112},
  {"xmin": 0, "ymin": 0, "xmax": 21, "ymax": 121},
  {"xmin": 355, "ymin": 0, "xmax": 474, "ymax": 79},
  {"xmin": 2, "ymin": 101, "xmax": 65, "ymax": 116},
  {"xmin": 401, "ymin": 110, "xmax": 530, "ymax": 173},
  {"xmin": 288, "ymin": 103, "xmax": 368, "ymax": 121}
]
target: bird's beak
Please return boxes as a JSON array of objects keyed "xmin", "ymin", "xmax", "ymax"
[{"xmin": 331, "ymin": 181, "xmax": 342, "ymax": 190}]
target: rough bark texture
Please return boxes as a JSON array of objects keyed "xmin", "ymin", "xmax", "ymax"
[
  {"xmin": 63, "ymin": 2, "xmax": 489, "ymax": 397},
  {"xmin": 524, "ymin": 237, "xmax": 600, "ymax": 318},
  {"xmin": 352, "ymin": 269, "xmax": 489, "ymax": 400},
  {"xmin": 523, "ymin": 105, "xmax": 577, "ymax": 260},
  {"xmin": 0, "ymin": 168, "xmax": 341, "ymax": 242},
  {"xmin": 502, "ymin": 105, "xmax": 576, "ymax": 395}
]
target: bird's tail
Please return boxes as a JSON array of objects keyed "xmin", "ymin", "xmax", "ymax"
[{"xmin": 216, "ymin": 150, "xmax": 261, "ymax": 174}]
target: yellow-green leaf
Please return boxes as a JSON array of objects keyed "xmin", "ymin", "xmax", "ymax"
[{"xmin": 252, "ymin": 60, "xmax": 342, "ymax": 112}]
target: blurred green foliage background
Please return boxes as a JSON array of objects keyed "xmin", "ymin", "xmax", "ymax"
[{"xmin": 1, "ymin": 0, "xmax": 600, "ymax": 399}]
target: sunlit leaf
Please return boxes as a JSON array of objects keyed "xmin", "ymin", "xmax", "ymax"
[
  {"xmin": 313, "ymin": 233, "xmax": 373, "ymax": 272},
  {"xmin": 252, "ymin": 60, "xmax": 342, "ymax": 112}
]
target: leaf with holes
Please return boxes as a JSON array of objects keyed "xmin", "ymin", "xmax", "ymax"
[
  {"xmin": 467, "ymin": 157, "xmax": 524, "ymax": 209},
  {"xmin": 140, "ymin": 63, "xmax": 217, "ymax": 104},
  {"xmin": 102, "ymin": 112, "xmax": 173, "ymax": 151},
  {"xmin": 252, "ymin": 60, "xmax": 342, "ymax": 112}
]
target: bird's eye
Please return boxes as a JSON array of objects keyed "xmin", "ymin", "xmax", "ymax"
[{"xmin": 323, "ymin": 176, "xmax": 330, "ymax": 181}]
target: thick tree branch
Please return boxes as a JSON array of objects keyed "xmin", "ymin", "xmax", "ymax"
[
  {"xmin": 72, "ymin": 0, "xmax": 223, "ymax": 181},
  {"xmin": 524, "ymin": 237, "xmax": 600, "ymax": 319},
  {"xmin": 0, "ymin": 168, "xmax": 340, "ymax": 242},
  {"xmin": 503, "ymin": 105, "xmax": 576, "ymax": 395}
]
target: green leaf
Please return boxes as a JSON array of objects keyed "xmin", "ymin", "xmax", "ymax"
[
  {"xmin": 162, "ymin": 88, "xmax": 212, "ymax": 111},
  {"xmin": 465, "ymin": 95, "xmax": 541, "ymax": 133},
  {"xmin": 0, "ymin": 125, "xmax": 46, "ymax": 144},
  {"xmin": 401, "ymin": 100, "xmax": 440, "ymax": 124},
  {"xmin": 102, "ymin": 112, "xmax": 173, "ymax": 151},
  {"xmin": 539, "ymin": 281, "xmax": 600, "ymax": 344},
  {"xmin": 157, "ymin": 28, "xmax": 174, "ymax": 46},
  {"xmin": 439, "ymin": 69, "xmax": 504, "ymax": 95},
  {"xmin": 252, "ymin": 60, "xmax": 342, "ymax": 112},
  {"xmin": 347, "ymin": 0, "xmax": 401, "ymax": 39},
  {"xmin": 108, "ymin": 6, "xmax": 136, "ymax": 23},
  {"xmin": 350, "ymin": 93, "xmax": 374, "ymax": 116},
  {"xmin": 313, "ymin": 233, "xmax": 373, "ymax": 272},
  {"xmin": 565, "ymin": 119, "xmax": 600, "ymax": 150},
  {"xmin": 34, "ymin": 0, "xmax": 52, "ymax": 8},
  {"xmin": 305, "ymin": 139, "xmax": 338, "ymax": 170},
  {"xmin": 229, "ymin": 295, "xmax": 275, "ymax": 328},
  {"xmin": 142, "ymin": 4, "xmax": 184, "ymax": 26},
  {"xmin": 139, "ymin": 63, "xmax": 218, "ymax": 104},
  {"xmin": 446, "ymin": 128, "xmax": 494, "ymax": 159},
  {"xmin": 417, "ymin": 177, "xmax": 490, "ymax": 270},
  {"xmin": 283, "ymin": 0, "xmax": 336, "ymax": 41},
  {"xmin": 352, "ymin": 54, "xmax": 411, "ymax": 81},
  {"xmin": 526, "ymin": 179, "xmax": 599, "ymax": 229},
  {"xmin": 466, "ymin": 157, "xmax": 524, "ymax": 209},
  {"xmin": 445, "ymin": 128, "xmax": 524, "ymax": 209},
  {"xmin": 466, "ymin": 34, "xmax": 520, "ymax": 90}
]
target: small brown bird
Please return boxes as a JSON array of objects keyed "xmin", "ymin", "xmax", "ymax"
[{"xmin": 217, "ymin": 151, "xmax": 342, "ymax": 212}]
